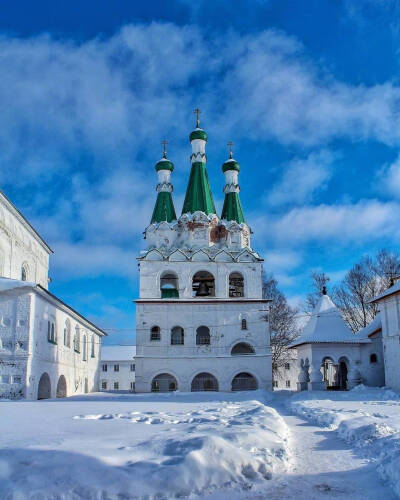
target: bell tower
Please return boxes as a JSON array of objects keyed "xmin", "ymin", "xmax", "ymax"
[{"xmin": 135, "ymin": 111, "xmax": 272, "ymax": 393}]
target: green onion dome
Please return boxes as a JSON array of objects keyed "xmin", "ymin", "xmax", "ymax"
[
  {"xmin": 222, "ymin": 158, "xmax": 240, "ymax": 173},
  {"xmin": 155, "ymin": 158, "xmax": 174, "ymax": 172},
  {"xmin": 189, "ymin": 127, "xmax": 208, "ymax": 142}
]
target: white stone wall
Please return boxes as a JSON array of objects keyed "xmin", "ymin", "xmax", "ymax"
[
  {"xmin": 139, "ymin": 260, "xmax": 263, "ymax": 299},
  {"xmin": 359, "ymin": 333, "xmax": 385, "ymax": 387},
  {"xmin": 0, "ymin": 193, "xmax": 50, "ymax": 288},
  {"xmin": 0, "ymin": 288, "xmax": 103, "ymax": 399},
  {"xmin": 99, "ymin": 359, "xmax": 136, "ymax": 391},
  {"xmin": 273, "ymin": 356, "xmax": 298, "ymax": 390},
  {"xmin": 135, "ymin": 300, "xmax": 271, "ymax": 392},
  {"xmin": 379, "ymin": 296, "xmax": 400, "ymax": 391}
]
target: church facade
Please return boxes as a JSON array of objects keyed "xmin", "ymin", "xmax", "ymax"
[
  {"xmin": 0, "ymin": 190, "xmax": 106, "ymax": 400},
  {"xmin": 134, "ymin": 114, "xmax": 272, "ymax": 393}
]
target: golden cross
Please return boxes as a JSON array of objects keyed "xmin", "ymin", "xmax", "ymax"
[
  {"xmin": 227, "ymin": 141, "xmax": 234, "ymax": 158},
  {"xmin": 194, "ymin": 108, "xmax": 201, "ymax": 127},
  {"xmin": 161, "ymin": 139, "xmax": 168, "ymax": 158}
]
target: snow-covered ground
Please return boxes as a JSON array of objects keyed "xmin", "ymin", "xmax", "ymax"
[
  {"xmin": 288, "ymin": 386, "xmax": 400, "ymax": 497},
  {"xmin": 0, "ymin": 391, "xmax": 289, "ymax": 499}
]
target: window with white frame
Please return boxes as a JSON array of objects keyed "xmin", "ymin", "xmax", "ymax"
[
  {"xmin": 273, "ymin": 380, "xmax": 278, "ymax": 388},
  {"xmin": 82, "ymin": 334, "xmax": 87, "ymax": 361},
  {"xmin": 101, "ymin": 381, "xmax": 107, "ymax": 390},
  {"xmin": 114, "ymin": 364, "xmax": 119, "ymax": 372},
  {"xmin": 64, "ymin": 319, "xmax": 71, "ymax": 347},
  {"xmin": 13, "ymin": 376, "xmax": 22, "ymax": 384},
  {"xmin": 286, "ymin": 380, "xmax": 291, "ymax": 388},
  {"xmin": 91, "ymin": 335, "xmax": 95, "ymax": 357},
  {"xmin": 285, "ymin": 363, "xmax": 290, "ymax": 370},
  {"xmin": 130, "ymin": 364, "xmax": 135, "ymax": 372},
  {"xmin": 102, "ymin": 364, "xmax": 107, "ymax": 372},
  {"xmin": 130, "ymin": 381, "xmax": 135, "ymax": 391},
  {"xmin": 114, "ymin": 381, "xmax": 119, "ymax": 390}
]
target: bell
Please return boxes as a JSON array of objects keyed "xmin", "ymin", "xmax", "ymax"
[{"xmin": 196, "ymin": 281, "xmax": 209, "ymax": 297}]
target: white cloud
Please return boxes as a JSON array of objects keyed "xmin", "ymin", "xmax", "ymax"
[
  {"xmin": 252, "ymin": 199, "xmax": 400, "ymax": 245},
  {"xmin": 379, "ymin": 155, "xmax": 400, "ymax": 199},
  {"xmin": 267, "ymin": 150, "xmax": 334, "ymax": 206}
]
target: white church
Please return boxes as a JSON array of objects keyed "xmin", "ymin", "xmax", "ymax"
[
  {"xmin": 134, "ymin": 112, "xmax": 272, "ymax": 392},
  {"xmin": 0, "ymin": 190, "xmax": 107, "ymax": 399}
]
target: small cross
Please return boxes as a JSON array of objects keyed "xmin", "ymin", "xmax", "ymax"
[
  {"xmin": 194, "ymin": 108, "xmax": 201, "ymax": 127},
  {"xmin": 161, "ymin": 139, "xmax": 168, "ymax": 158},
  {"xmin": 227, "ymin": 141, "xmax": 234, "ymax": 158}
]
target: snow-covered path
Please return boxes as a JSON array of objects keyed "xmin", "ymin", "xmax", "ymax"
[{"xmin": 260, "ymin": 398, "xmax": 397, "ymax": 499}]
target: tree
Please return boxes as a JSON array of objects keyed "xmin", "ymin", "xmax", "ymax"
[
  {"xmin": 333, "ymin": 249, "xmax": 400, "ymax": 332},
  {"xmin": 262, "ymin": 272, "xmax": 300, "ymax": 373}
]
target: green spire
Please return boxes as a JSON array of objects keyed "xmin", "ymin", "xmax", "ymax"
[
  {"xmin": 221, "ymin": 142, "xmax": 245, "ymax": 223},
  {"xmin": 151, "ymin": 192, "xmax": 177, "ymax": 223},
  {"xmin": 150, "ymin": 140, "xmax": 177, "ymax": 224},
  {"xmin": 181, "ymin": 109, "xmax": 216, "ymax": 215},
  {"xmin": 221, "ymin": 192, "xmax": 245, "ymax": 223}
]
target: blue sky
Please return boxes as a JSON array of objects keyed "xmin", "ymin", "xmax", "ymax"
[{"xmin": 2, "ymin": 0, "xmax": 400, "ymax": 344}]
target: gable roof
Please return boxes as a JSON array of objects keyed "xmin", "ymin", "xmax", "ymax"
[
  {"xmin": 290, "ymin": 294, "xmax": 370, "ymax": 347},
  {"xmin": 0, "ymin": 190, "xmax": 53, "ymax": 254},
  {"xmin": 371, "ymin": 281, "xmax": 400, "ymax": 303},
  {"xmin": 0, "ymin": 277, "xmax": 107, "ymax": 337},
  {"xmin": 357, "ymin": 313, "xmax": 382, "ymax": 339}
]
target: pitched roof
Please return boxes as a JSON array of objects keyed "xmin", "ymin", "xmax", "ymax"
[
  {"xmin": 150, "ymin": 191, "xmax": 177, "ymax": 224},
  {"xmin": 370, "ymin": 281, "xmax": 400, "ymax": 303},
  {"xmin": 101, "ymin": 345, "xmax": 136, "ymax": 361},
  {"xmin": 357, "ymin": 313, "xmax": 382, "ymax": 339},
  {"xmin": 0, "ymin": 277, "xmax": 107, "ymax": 336},
  {"xmin": 221, "ymin": 192, "xmax": 245, "ymax": 224},
  {"xmin": 290, "ymin": 293, "xmax": 370, "ymax": 347}
]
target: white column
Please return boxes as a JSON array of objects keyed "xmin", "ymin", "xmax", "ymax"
[{"xmin": 308, "ymin": 361, "xmax": 325, "ymax": 391}]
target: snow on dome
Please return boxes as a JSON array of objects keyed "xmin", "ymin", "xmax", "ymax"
[
  {"xmin": 290, "ymin": 294, "xmax": 370, "ymax": 347},
  {"xmin": 101, "ymin": 345, "xmax": 136, "ymax": 361}
]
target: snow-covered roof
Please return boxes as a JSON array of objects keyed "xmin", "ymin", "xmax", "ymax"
[
  {"xmin": 357, "ymin": 314, "xmax": 382, "ymax": 339},
  {"xmin": 290, "ymin": 294, "xmax": 370, "ymax": 347},
  {"xmin": 371, "ymin": 281, "xmax": 400, "ymax": 303},
  {"xmin": 0, "ymin": 277, "xmax": 36, "ymax": 291},
  {"xmin": 0, "ymin": 277, "xmax": 107, "ymax": 336},
  {"xmin": 101, "ymin": 345, "xmax": 136, "ymax": 361}
]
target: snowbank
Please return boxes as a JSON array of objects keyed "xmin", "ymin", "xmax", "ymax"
[
  {"xmin": 0, "ymin": 391, "xmax": 290, "ymax": 499},
  {"xmin": 288, "ymin": 386, "xmax": 400, "ymax": 497}
]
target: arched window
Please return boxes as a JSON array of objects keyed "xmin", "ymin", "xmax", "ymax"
[
  {"xmin": 192, "ymin": 271, "xmax": 215, "ymax": 297},
  {"xmin": 191, "ymin": 373, "xmax": 218, "ymax": 392},
  {"xmin": 229, "ymin": 272, "xmax": 244, "ymax": 297},
  {"xmin": 151, "ymin": 326, "xmax": 161, "ymax": 341},
  {"xmin": 64, "ymin": 319, "xmax": 71, "ymax": 347},
  {"xmin": 82, "ymin": 334, "xmax": 87, "ymax": 361},
  {"xmin": 160, "ymin": 272, "xmax": 179, "ymax": 298},
  {"xmin": 196, "ymin": 326, "xmax": 210, "ymax": 345},
  {"xmin": 241, "ymin": 319, "xmax": 247, "ymax": 330},
  {"xmin": 232, "ymin": 372, "xmax": 258, "ymax": 391},
  {"xmin": 91, "ymin": 335, "xmax": 95, "ymax": 357},
  {"xmin": 21, "ymin": 263, "xmax": 28, "ymax": 281},
  {"xmin": 74, "ymin": 326, "xmax": 80, "ymax": 353},
  {"xmin": 370, "ymin": 353, "xmax": 378, "ymax": 363},
  {"xmin": 151, "ymin": 373, "xmax": 177, "ymax": 392},
  {"xmin": 171, "ymin": 326, "xmax": 184, "ymax": 345},
  {"xmin": 231, "ymin": 342, "xmax": 255, "ymax": 355},
  {"xmin": 47, "ymin": 320, "xmax": 56, "ymax": 343}
]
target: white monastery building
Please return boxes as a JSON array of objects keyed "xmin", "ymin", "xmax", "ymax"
[
  {"xmin": 100, "ymin": 345, "xmax": 136, "ymax": 392},
  {"xmin": 135, "ymin": 112, "xmax": 272, "ymax": 393},
  {"xmin": 0, "ymin": 190, "xmax": 106, "ymax": 399},
  {"xmin": 288, "ymin": 287, "xmax": 385, "ymax": 392},
  {"xmin": 366, "ymin": 280, "xmax": 400, "ymax": 392}
]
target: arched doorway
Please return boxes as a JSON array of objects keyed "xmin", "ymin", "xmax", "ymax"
[
  {"xmin": 56, "ymin": 375, "xmax": 67, "ymax": 398},
  {"xmin": 338, "ymin": 358, "xmax": 348, "ymax": 390},
  {"xmin": 231, "ymin": 372, "xmax": 258, "ymax": 391},
  {"xmin": 38, "ymin": 373, "xmax": 51, "ymax": 400},
  {"xmin": 321, "ymin": 357, "xmax": 338, "ymax": 389},
  {"xmin": 191, "ymin": 373, "xmax": 218, "ymax": 392},
  {"xmin": 151, "ymin": 373, "xmax": 178, "ymax": 392}
]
